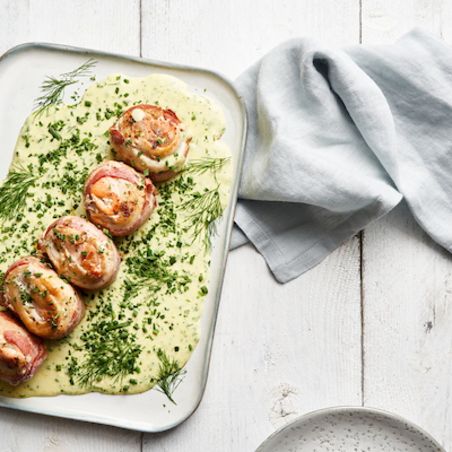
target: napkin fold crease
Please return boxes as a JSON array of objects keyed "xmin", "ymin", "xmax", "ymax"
[{"xmin": 231, "ymin": 28, "xmax": 452, "ymax": 282}]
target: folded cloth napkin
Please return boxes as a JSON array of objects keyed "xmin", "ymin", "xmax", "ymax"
[{"xmin": 231, "ymin": 27, "xmax": 452, "ymax": 283}]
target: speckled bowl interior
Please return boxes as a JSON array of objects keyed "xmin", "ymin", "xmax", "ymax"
[{"xmin": 255, "ymin": 406, "xmax": 445, "ymax": 452}]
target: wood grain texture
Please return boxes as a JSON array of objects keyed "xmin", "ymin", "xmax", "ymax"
[
  {"xmin": 362, "ymin": 203, "xmax": 452, "ymax": 450},
  {"xmin": 0, "ymin": 409, "xmax": 141, "ymax": 452},
  {"xmin": 144, "ymin": 240, "xmax": 362, "ymax": 451},
  {"xmin": 361, "ymin": 3, "xmax": 452, "ymax": 450},
  {"xmin": 362, "ymin": 0, "xmax": 452, "ymax": 43},
  {"xmin": 0, "ymin": 0, "xmax": 141, "ymax": 56},
  {"xmin": 141, "ymin": 0, "xmax": 360, "ymax": 78}
]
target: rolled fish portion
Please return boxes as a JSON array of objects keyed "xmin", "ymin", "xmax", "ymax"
[
  {"xmin": 1, "ymin": 256, "xmax": 85, "ymax": 340},
  {"xmin": 83, "ymin": 160, "xmax": 157, "ymax": 236},
  {"xmin": 38, "ymin": 216, "xmax": 120, "ymax": 290},
  {"xmin": 0, "ymin": 311, "xmax": 48, "ymax": 385},
  {"xmin": 109, "ymin": 104, "xmax": 191, "ymax": 182}
]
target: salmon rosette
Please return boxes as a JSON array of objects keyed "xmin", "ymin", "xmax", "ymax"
[
  {"xmin": 109, "ymin": 104, "xmax": 191, "ymax": 182},
  {"xmin": 83, "ymin": 161, "xmax": 157, "ymax": 236},
  {"xmin": 0, "ymin": 311, "xmax": 48, "ymax": 385},
  {"xmin": 38, "ymin": 216, "xmax": 120, "ymax": 290},
  {"xmin": 1, "ymin": 257, "xmax": 85, "ymax": 340}
]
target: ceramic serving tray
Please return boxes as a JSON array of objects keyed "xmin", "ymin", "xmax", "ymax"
[{"xmin": 0, "ymin": 43, "xmax": 246, "ymax": 432}]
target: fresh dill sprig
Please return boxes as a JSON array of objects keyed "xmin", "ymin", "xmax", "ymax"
[
  {"xmin": 0, "ymin": 164, "xmax": 43, "ymax": 221},
  {"xmin": 33, "ymin": 59, "xmax": 97, "ymax": 116},
  {"xmin": 123, "ymin": 278, "xmax": 150, "ymax": 300},
  {"xmin": 73, "ymin": 319, "xmax": 142, "ymax": 387},
  {"xmin": 179, "ymin": 156, "xmax": 230, "ymax": 249},
  {"xmin": 185, "ymin": 156, "xmax": 231, "ymax": 179},
  {"xmin": 123, "ymin": 277, "xmax": 161, "ymax": 304},
  {"xmin": 155, "ymin": 349, "xmax": 186, "ymax": 404},
  {"xmin": 124, "ymin": 247, "xmax": 191, "ymax": 298},
  {"xmin": 180, "ymin": 187, "xmax": 223, "ymax": 250}
]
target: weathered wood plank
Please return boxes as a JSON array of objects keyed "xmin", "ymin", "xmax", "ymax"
[
  {"xmin": 0, "ymin": 0, "xmax": 141, "ymax": 56},
  {"xmin": 362, "ymin": 203, "xmax": 452, "ymax": 449},
  {"xmin": 141, "ymin": 0, "xmax": 361, "ymax": 78},
  {"xmin": 362, "ymin": 3, "xmax": 452, "ymax": 450},
  {"xmin": 143, "ymin": 240, "xmax": 363, "ymax": 451},
  {"xmin": 362, "ymin": 0, "xmax": 452, "ymax": 43}
]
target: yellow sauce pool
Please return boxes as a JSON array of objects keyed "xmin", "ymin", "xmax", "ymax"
[{"xmin": 0, "ymin": 73, "xmax": 232, "ymax": 398}]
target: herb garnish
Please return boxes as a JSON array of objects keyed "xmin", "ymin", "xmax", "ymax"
[
  {"xmin": 0, "ymin": 164, "xmax": 43, "ymax": 221},
  {"xmin": 179, "ymin": 187, "xmax": 223, "ymax": 249},
  {"xmin": 36, "ymin": 128, "xmax": 97, "ymax": 169},
  {"xmin": 185, "ymin": 156, "xmax": 230, "ymax": 177},
  {"xmin": 180, "ymin": 156, "xmax": 231, "ymax": 249},
  {"xmin": 73, "ymin": 318, "xmax": 142, "ymax": 387},
  {"xmin": 155, "ymin": 349, "xmax": 186, "ymax": 404},
  {"xmin": 33, "ymin": 59, "xmax": 97, "ymax": 116},
  {"xmin": 56, "ymin": 162, "xmax": 89, "ymax": 201},
  {"xmin": 124, "ymin": 246, "xmax": 191, "ymax": 300}
]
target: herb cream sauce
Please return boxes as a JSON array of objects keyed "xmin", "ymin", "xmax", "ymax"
[{"xmin": 0, "ymin": 73, "xmax": 232, "ymax": 398}]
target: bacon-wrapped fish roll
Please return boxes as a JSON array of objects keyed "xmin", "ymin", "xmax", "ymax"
[
  {"xmin": 1, "ymin": 257, "xmax": 85, "ymax": 340},
  {"xmin": 0, "ymin": 311, "xmax": 48, "ymax": 385},
  {"xmin": 83, "ymin": 161, "xmax": 157, "ymax": 236},
  {"xmin": 109, "ymin": 105, "xmax": 191, "ymax": 182},
  {"xmin": 38, "ymin": 216, "xmax": 120, "ymax": 290}
]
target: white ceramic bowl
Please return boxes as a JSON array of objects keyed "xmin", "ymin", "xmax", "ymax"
[{"xmin": 255, "ymin": 406, "xmax": 445, "ymax": 452}]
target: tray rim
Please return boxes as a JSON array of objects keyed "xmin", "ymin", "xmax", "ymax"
[{"xmin": 0, "ymin": 41, "xmax": 247, "ymax": 432}]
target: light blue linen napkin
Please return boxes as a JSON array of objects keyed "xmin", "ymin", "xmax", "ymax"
[{"xmin": 231, "ymin": 28, "xmax": 452, "ymax": 283}]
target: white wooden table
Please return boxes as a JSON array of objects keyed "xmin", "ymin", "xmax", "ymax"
[{"xmin": 1, "ymin": 1, "xmax": 452, "ymax": 451}]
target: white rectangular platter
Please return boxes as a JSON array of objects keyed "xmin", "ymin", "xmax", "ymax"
[{"xmin": 0, "ymin": 43, "xmax": 246, "ymax": 432}]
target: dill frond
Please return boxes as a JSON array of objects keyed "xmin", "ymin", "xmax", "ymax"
[
  {"xmin": 33, "ymin": 59, "xmax": 97, "ymax": 116},
  {"xmin": 179, "ymin": 156, "xmax": 230, "ymax": 249},
  {"xmin": 185, "ymin": 156, "xmax": 231, "ymax": 179},
  {"xmin": 0, "ymin": 164, "xmax": 42, "ymax": 221},
  {"xmin": 124, "ymin": 247, "xmax": 191, "ymax": 298},
  {"xmin": 180, "ymin": 187, "xmax": 223, "ymax": 250},
  {"xmin": 155, "ymin": 349, "xmax": 186, "ymax": 404},
  {"xmin": 123, "ymin": 278, "xmax": 150, "ymax": 300},
  {"xmin": 74, "ymin": 319, "xmax": 142, "ymax": 387}
]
